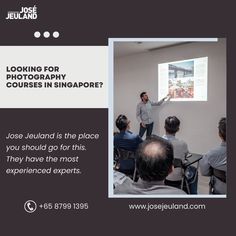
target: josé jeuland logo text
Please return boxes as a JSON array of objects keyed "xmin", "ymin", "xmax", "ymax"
[{"xmin": 6, "ymin": 6, "xmax": 37, "ymax": 20}]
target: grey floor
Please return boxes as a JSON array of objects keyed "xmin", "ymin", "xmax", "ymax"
[
  {"xmin": 193, "ymin": 162, "xmax": 210, "ymax": 194},
  {"xmin": 198, "ymin": 173, "xmax": 210, "ymax": 194}
]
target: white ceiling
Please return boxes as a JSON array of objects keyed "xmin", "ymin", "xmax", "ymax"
[{"xmin": 114, "ymin": 41, "xmax": 185, "ymax": 58}]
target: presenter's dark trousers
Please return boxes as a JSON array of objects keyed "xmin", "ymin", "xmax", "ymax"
[{"xmin": 139, "ymin": 122, "xmax": 153, "ymax": 138}]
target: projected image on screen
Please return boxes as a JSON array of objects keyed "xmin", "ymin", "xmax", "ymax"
[
  {"xmin": 169, "ymin": 61, "xmax": 194, "ymax": 78},
  {"xmin": 158, "ymin": 57, "xmax": 208, "ymax": 101},
  {"xmin": 169, "ymin": 60, "xmax": 194, "ymax": 99}
]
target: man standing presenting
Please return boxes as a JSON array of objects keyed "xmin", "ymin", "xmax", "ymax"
[{"xmin": 136, "ymin": 92, "xmax": 170, "ymax": 138}]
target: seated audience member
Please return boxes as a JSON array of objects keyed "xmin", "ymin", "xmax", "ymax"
[
  {"xmin": 114, "ymin": 114, "xmax": 143, "ymax": 175},
  {"xmin": 114, "ymin": 135, "xmax": 186, "ymax": 194},
  {"xmin": 200, "ymin": 118, "xmax": 226, "ymax": 194},
  {"xmin": 162, "ymin": 116, "xmax": 198, "ymax": 194}
]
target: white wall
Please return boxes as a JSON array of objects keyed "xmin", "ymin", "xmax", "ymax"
[{"xmin": 114, "ymin": 39, "xmax": 226, "ymax": 154}]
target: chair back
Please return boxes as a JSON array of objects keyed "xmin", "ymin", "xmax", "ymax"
[
  {"xmin": 116, "ymin": 148, "xmax": 136, "ymax": 160},
  {"xmin": 209, "ymin": 167, "xmax": 226, "ymax": 194},
  {"xmin": 114, "ymin": 148, "xmax": 137, "ymax": 181}
]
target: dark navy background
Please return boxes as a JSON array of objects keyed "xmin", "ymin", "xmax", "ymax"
[{"xmin": 0, "ymin": 0, "xmax": 235, "ymax": 235}]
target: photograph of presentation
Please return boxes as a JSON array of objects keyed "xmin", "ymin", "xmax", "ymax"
[{"xmin": 110, "ymin": 38, "xmax": 226, "ymax": 198}]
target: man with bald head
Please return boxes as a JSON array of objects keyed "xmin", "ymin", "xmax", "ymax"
[{"xmin": 114, "ymin": 135, "xmax": 186, "ymax": 195}]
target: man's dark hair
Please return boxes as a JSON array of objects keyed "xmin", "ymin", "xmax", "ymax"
[
  {"xmin": 218, "ymin": 117, "xmax": 226, "ymax": 141},
  {"xmin": 136, "ymin": 135, "xmax": 173, "ymax": 181},
  {"xmin": 164, "ymin": 116, "xmax": 180, "ymax": 134},
  {"xmin": 116, "ymin": 114, "xmax": 129, "ymax": 131},
  {"xmin": 140, "ymin": 92, "xmax": 146, "ymax": 99}
]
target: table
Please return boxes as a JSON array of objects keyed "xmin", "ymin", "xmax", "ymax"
[{"xmin": 182, "ymin": 153, "xmax": 203, "ymax": 167}]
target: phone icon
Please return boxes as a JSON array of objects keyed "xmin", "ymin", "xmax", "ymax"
[{"xmin": 24, "ymin": 200, "xmax": 37, "ymax": 213}]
